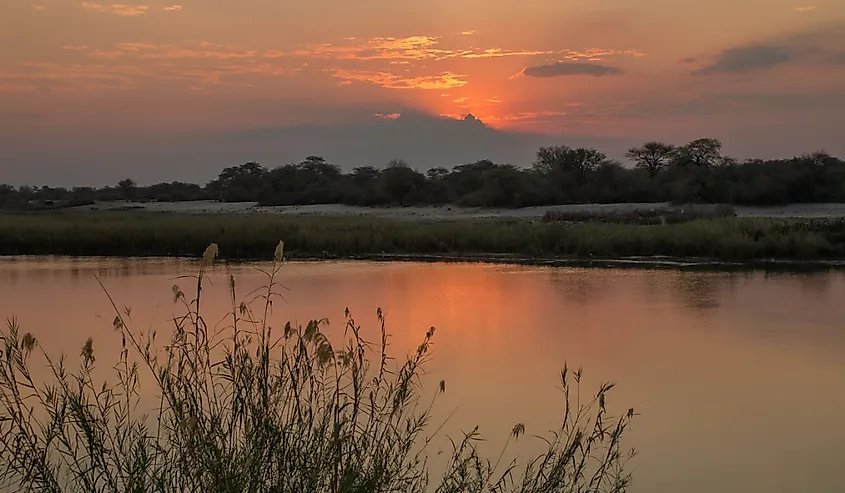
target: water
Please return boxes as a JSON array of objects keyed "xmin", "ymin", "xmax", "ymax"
[{"xmin": 1, "ymin": 257, "xmax": 844, "ymax": 493}]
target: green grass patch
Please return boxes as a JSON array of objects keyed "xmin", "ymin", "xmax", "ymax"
[{"xmin": 1, "ymin": 211, "xmax": 844, "ymax": 262}]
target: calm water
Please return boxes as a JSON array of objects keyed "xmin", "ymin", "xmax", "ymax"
[{"xmin": 1, "ymin": 257, "xmax": 844, "ymax": 493}]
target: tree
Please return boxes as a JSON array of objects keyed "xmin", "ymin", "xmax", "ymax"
[
  {"xmin": 118, "ymin": 178, "xmax": 137, "ymax": 200},
  {"xmin": 297, "ymin": 156, "xmax": 341, "ymax": 179},
  {"xmin": 626, "ymin": 142, "xmax": 676, "ymax": 178},
  {"xmin": 206, "ymin": 162, "xmax": 267, "ymax": 202},
  {"xmin": 675, "ymin": 138, "xmax": 723, "ymax": 168},
  {"xmin": 534, "ymin": 145, "xmax": 608, "ymax": 183},
  {"xmin": 381, "ymin": 160, "xmax": 425, "ymax": 205},
  {"xmin": 426, "ymin": 167, "xmax": 450, "ymax": 181},
  {"xmin": 351, "ymin": 166, "xmax": 381, "ymax": 185}
]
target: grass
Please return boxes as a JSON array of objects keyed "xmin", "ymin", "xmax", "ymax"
[
  {"xmin": 0, "ymin": 242, "xmax": 636, "ymax": 492},
  {"xmin": 1, "ymin": 211, "xmax": 845, "ymax": 262},
  {"xmin": 541, "ymin": 205, "xmax": 737, "ymax": 225}
]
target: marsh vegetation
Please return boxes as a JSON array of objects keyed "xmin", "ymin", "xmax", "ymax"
[{"xmin": 0, "ymin": 243, "xmax": 635, "ymax": 492}]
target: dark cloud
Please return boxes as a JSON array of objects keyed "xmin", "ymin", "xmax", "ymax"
[
  {"xmin": 689, "ymin": 22, "xmax": 845, "ymax": 75},
  {"xmin": 692, "ymin": 45, "xmax": 794, "ymax": 75},
  {"xmin": 680, "ymin": 57, "xmax": 697, "ymax": 64},
  {"xmin": 522, "ymin": 62, "xmax": 623, "ymax": 78}
]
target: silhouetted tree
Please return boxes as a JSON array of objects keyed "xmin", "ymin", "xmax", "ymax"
[
  {"xmin": 534, "ymin": 145, "xmax": 608, "ymax": 184},
  {"xmin": 674, "ymin": 138, "xmax": 723, "ymax": 167},
  {"xmin": 626, "ymin": 142, "xmax": 676, "ymax": 177},
  {"xmin": 4, "ymin": 141, "xmax": 845, "ymax": 210},
  {"xmin": 207, "ymin": 162, "xmax": 267, "ymax": 202},
  {"xmin": 118, "ymin": 179, "xmax": 137, "ymax": 200},
  {"xmin": 381, "ymin": 160, "xmax": 425, "ymax": 205}
]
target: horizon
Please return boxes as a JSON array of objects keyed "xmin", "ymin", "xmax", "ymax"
[{"xmin": 2, "ymin": 1, "xmax": 845, "ymax": 186}]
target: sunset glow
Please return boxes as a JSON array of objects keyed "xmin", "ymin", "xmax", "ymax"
[{"xmin": 2, "ymin": 0, "xmax": 844, "ymax": 184}]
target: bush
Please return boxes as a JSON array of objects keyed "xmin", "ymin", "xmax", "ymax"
[{"xmin": 0, "ymin": 243, "xmax": 636, "ymax": 493}]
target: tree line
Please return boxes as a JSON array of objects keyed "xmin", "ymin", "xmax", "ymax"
[{"xmin": 2, "ymin": 138, "xmax": 844, "ymax": 210}]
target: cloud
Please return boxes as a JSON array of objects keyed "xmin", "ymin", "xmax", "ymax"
[
  {"xmin": 484, "ymin": 111, "xmax": 568, "ymax": 126},
  {"xmin": 692, "ymin": 45, "xmax": 794, "ymax": 75},
  {"xmin": 793, "ymin": 6, "xmax": 818, "ymax": 12},
  {"xmin": 81, "ymin": 2, "xmax": 149, "ymax": 16},
  {"xmin": 520, "ymin": 62, "xmax": 623, "ymax": 78},
  {"xmin": 331, "ymin": 70, "xmax": 467, "ymax": 89},
  {"xmin": 830, "ymin": 52, "xmax": 845, "ymax": 64},
  {"xmin": 0, "ymin": 62, "xmax": 139, "ymax": 93},
  {"xmin": 689, "ymin": 22, "xmax": 845, "ymax": 75},
  {"xmin": 80, "ymin": 2, "xmax": 181, "ymax": 16},
  {"xmin": 88, "ymin": 42, "xmax": 259, "ymax": 60},
  {"xmin": 293, "ymin": 36, "xmax": 641, "ymax": 63}
]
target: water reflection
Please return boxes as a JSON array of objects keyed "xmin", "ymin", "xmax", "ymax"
[{"xmin": 0, "ymin": 259, "xmax": 844, "ymax": 493}]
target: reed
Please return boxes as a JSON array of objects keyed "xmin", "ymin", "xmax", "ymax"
[{"xmin": 0, "ymin": 242, "xmax": 636, "ymax": 492}]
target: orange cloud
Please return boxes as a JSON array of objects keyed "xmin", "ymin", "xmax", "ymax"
[
  {"xmin": 88, "ymin": 42, "xmax": 258, "ymax": 60},
  {"xmin": 459, "ymin": 48, "xmax": 553, "ymax": 59},
  {"xmin": 484, "ymin": 111, "xmax": 567, "ymax": 124},
  {"xmin": 81, "ymin": 2, "xmax": 150, "ymax": 16},
  {"xmin": 793, "ymin": 6, "xmax": 818, "ymax": 12},
  {"xmin": 0, "ymin": 62, "xmax": 139, "ymax": 93},
  {"xmin": 80, "ymin": 2, "xmax": 181, "ymax": 16},
  {"xmin": 332, "ymin": 69, "xmax": 467, "ymax": 89},
  {"xmin": 560, "ymin": 48, "xmax": 646, "ymax": 61},
  {"xmin": 293, "ymin": 36, "xmax": 631, "ymax": 62},
  {"xmin": 374, "ymin": 113, "xmax": 401, "ymax": 119}
]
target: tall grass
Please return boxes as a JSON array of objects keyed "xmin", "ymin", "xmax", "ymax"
[
  {"xmin": 1, "ymin": 211, "xmax": 844, "ymax": 261},
  {"xmin": 0, "ymin": 242, "xmax": 636, "ymax": 492}
]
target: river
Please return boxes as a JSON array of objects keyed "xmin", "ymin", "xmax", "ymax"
[{"xmin": 1, "ymin": 257, "xmax": 844, "ymax": 492}]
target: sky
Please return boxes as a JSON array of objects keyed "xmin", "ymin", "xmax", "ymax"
[{"xmin": 1, "ymin": 0, "xmax": 845, "ymax": 186}]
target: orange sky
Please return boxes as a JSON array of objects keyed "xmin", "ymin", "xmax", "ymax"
[{"xmin": 1, "ymin": 0, "xmax": 844, "ymax": 184}]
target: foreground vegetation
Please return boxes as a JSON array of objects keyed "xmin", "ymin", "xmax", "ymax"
[
  {"xmin": 2, "ymin": 138, "xmax": 844, "ymax": 210},
  {"xmin": 2, "ymin": 211, "xmax": 845, "ymax": 262},
  {"xmin": 0, "ymin": 244, "xmax": 635, "ymax": 492}
]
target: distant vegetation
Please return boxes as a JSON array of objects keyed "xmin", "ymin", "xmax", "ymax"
[
  {"xmin": 2, "ymin": 138, "xmax": 844, "ymax": 210},
  {"xmin": 2, "ymin": 212, "xmax": 845, "ymax": 262}
]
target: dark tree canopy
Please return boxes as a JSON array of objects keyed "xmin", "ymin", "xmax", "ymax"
[{"xmin": 3, "ymin": 138, "xmax": 845, "ymax": 210}]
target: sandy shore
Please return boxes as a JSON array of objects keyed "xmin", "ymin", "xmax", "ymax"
[{"xmin": 70, "ymin": 200, "xmax": 845, "ymax": 220}]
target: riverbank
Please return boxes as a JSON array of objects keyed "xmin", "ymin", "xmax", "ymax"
[
  {"xmin": 2, "ymin": 211, "xmax": 845, "ymax": 267},
  {"xmin": 71, "ymin": 200, "xmax": 845, "ymax": 219}
]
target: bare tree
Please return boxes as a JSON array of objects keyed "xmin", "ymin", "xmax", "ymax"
[{"xmin": 625, "ymin": 141, "xmax": 676, "ymax": 177}]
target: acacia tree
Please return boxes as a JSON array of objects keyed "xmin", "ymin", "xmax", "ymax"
[
  {"xmin": 674, "ymin": 138, "xmax": 723, "ymax": 167},
  {"xmin": 534, "ymin": 145, "xmax": 608, "ymax": 183},
  {"xmin": 625, "ymin": 142, "xmax": 676, "ymax": 177}
]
